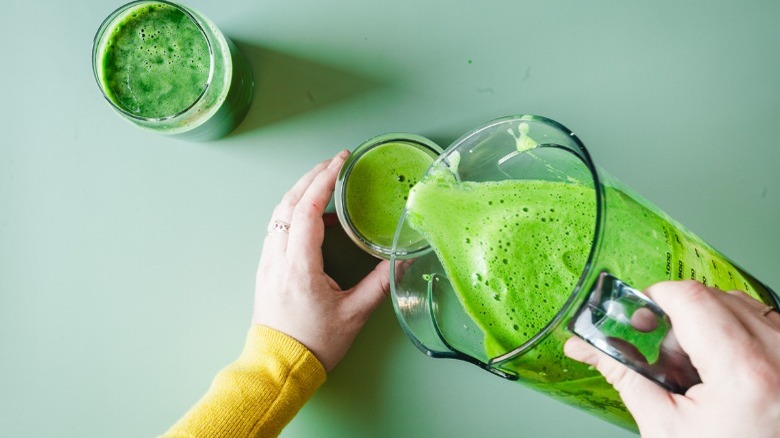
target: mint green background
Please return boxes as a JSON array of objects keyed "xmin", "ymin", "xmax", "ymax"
[{"xmin": 2, "ymin": 1, "xmax": 779, "ymax": 437}]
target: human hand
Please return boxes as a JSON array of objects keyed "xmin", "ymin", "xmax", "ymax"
[
  {"xmin": 252, "ymin": 150, "xmax": 393, "ymax": 372},
  {"xmin": 564, "ymin": 280, "xmax": 780, "ymax": 438}
]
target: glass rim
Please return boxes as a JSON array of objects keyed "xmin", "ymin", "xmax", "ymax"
[
  {"xmin": 335, "ymin": 133, "xmax": 443, "ymax": 259},
  {"xmin": 91, "ymin": 0, "xmax": 216, "ymax": 123}
]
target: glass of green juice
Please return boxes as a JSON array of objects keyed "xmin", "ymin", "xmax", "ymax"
[
  {"xmin": 335, "ymin": 133, "xmax": 443, "ymax": 259},
  {"xmin": 92, "ymin": 0, "xmax": 253, "ymax": 141},
  {"xmin": 389, "ymin": 115, "xmax": 779, "ymax": 431}
]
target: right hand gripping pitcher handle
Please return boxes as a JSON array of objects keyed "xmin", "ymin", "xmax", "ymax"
[{"xmin": 568, "ymin": 271, "xmax": 702, "ymax": 394}]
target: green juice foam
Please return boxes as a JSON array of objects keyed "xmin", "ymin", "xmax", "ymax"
[
  {"xmin": 345, "ymin": 141, "xmax": 436, "ymax": 249},
  {"xmin": 406, "ymin": 162, "xmax": 768, "ymax": 360},
  {"xmin": 94, "ymin": 1, "xmax": 254, "ymax": 140},
  {"xmin": 99, "ymin": 3, "xmax": 211, "ymax": 119},
  {"xmin": 407, "ymin": 173, "xmax": 595, "ymax": 358},
  {"xmin": 404, "ymin": 156, "xmax": 771, "ymax": 430}
]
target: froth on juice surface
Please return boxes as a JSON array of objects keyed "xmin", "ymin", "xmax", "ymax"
[
  {"xmin": 403, "ymin": 156, "xmax": 773, "ymax": 430},
  {"xmin": 404, "ymin": 166, "xmax": 634, "ymax": 426},
  {"xmin": 406, "ymin": 172, "xmax": 596, "ymax": 358},
  {"xmin": 406, "ymin": 159, "xmax": 770, "ymax": 361},
  {"xmin": 99, "ymin": 2, "xmax": 210, "ymax": 118},
  {"xmin": 345, "ymin": 142, "xmax": 436, "ymax": 248}
]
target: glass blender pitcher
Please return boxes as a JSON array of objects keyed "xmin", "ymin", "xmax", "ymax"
[{"xmin": 389, "ymin": 115, "xmax": 779, "ymax": 430}]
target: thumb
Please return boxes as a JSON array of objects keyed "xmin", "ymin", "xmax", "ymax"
[
  {"xmin": 346, "ymin": 260, "xmax": 392, "ymax": 316},
  {"xmin": 564, "ymin": 336, "xmax": 676, "ymax": 427}
]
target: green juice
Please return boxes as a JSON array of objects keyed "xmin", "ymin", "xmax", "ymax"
[
  {"xmin": 93, "ymin": 1, "xmax": 253, "ymax": 140},
  {"xmin": 407, "ymin": 177, "xmax": 595, "ymax": 358},
  {"xmin": 405, "ymin": 163, "xmax": 771, "ymax": 429},
  {"xmin": 344, "ymin": 141, "xmax": 437, "ymax": 250},
  {"xmin": 99, "ymin": 3, "xmax": 209, "ymax": 118}
]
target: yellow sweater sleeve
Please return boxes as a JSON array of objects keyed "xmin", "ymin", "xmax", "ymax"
[{"xmin": 161, "ymin": 325, "xmax": 327, "ymax": 438}]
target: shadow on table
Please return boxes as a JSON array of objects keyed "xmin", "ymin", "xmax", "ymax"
[
  {"xmin": 229, "ymin": 41, "xmax": 382, "ymax": 136},
  {"xmin": 322, "ymin": 224, "xmax": 379, "ymax": 289}
]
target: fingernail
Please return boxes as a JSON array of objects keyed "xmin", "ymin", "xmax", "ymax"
[{"xmin": 328, "ymin": 149, "xmax": 349, "ymax": 168}]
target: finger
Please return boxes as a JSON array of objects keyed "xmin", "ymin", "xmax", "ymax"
[
  {"xmin": 271, "ymin": 158, "xmax": 332, "ymax": 225},
  {"xmin": 646, "ymin": 280, "xmax": 754, "ymax": 380},
  {"xmin": 765, "ymin": 306, "xmax": 780, "ymax": 327},
  {"xmin": 345, "ymin": 260, "xmax": 393, "ymax": 317},
  {"xmin": 564, "ymin": 336, "xmax": 676, "ymax": 426},
  {"xmin": 725, "ymin": 290, "xmax": 780, "ymax": 324},
  {"xmin": 721, "ymin": 290, "xmax": 780, "ymax": 333},
  {"xmin": 264, "ymin": 158, "xmax": 332, "ymax": 253},
  {"xmin": 287, "ymin": 150, "xmax": 349, "ymax": 262},
  {"xmin": 726, "ymin": 289, "xmax": 766, "ymax": 311},
  {"xmin": 270, "ymin": 158, "xmax": 332, "ymax": 224}
]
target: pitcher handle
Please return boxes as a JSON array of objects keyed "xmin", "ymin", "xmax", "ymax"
[{"xmin": 568, "ymin": 271, "xmax": 702, "ymax": 394}]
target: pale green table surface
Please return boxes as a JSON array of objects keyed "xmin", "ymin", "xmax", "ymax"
[{"xmin": 2, "ymin": 1, "xmax": 779, "ymax": 437}]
